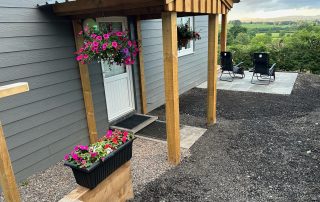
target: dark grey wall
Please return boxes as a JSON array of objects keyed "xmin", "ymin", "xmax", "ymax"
[
  {"xmin": 0, "ymin": 1, "xmax": 90, "ymax": 182},
  {"xmin": 140, "ymin": 16, "xmax": 209, "ymax": 112},
  {"xmin": 88, "ymin": 62, "xmax": 110, "ymax": 138}
]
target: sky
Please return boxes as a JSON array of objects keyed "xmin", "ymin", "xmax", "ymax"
[{"xmin": 229, "ymin": 0, "xmax": 320, "ymax": 20}]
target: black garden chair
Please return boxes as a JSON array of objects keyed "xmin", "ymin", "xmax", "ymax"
[
  {"xmin": 251, "ymin": 53, "xmax": 276, "ymax": 85},
  {"xmin": 220, "ymin": 52, "xmax": 245, "ymax": 82}
]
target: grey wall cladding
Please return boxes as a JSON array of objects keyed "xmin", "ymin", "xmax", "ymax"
[
  {"xmin": 0, "ymin": 1, "xmax": 90, "ymax": 182},
  {"xmin": 140, "ymin": 16, "xmax": 209, "ymax": 112},
  {"xmin": 88, "ymin": 62, "xmax": 109, "ymax": 138}
]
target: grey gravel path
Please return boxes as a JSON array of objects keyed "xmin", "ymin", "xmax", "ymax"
[
  {"xmin": 0, "ymin": 138, "xmax": 189, "ymax": 202},
  {"xmin": 135, "ymin": 74, "xmax": 320, "ymax": 201}
]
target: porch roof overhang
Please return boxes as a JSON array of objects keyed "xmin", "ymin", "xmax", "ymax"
[{"xmin": 38, "ymin": 0, "xmax": 239, "ymax": 19}]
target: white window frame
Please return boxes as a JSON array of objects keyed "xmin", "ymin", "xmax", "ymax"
[{"xmin": 178, "ymin": 16, "xmax": 195, "ymax": 57}]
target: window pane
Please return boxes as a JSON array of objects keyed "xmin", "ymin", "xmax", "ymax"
[{"xmin": 99, "ymin": 21, "xmax": 126, "ymax": 77}]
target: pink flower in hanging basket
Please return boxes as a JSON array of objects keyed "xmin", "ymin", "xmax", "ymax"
[
  {"xmin": 96, "ymin": 36, "xmax": 102, "ymax": 41},
  {"xmin": 112, "ymin": 41, "xmax": 118, "ymax": 48},
  {"xmin": 102, "ymin": 43, "xmax": 108, "ymax": 50},
  {"xmin": 74, "ymin": 28, "xmax": 139, "ymax": 66},
  {"xmin": 103, "ymin": 34, "xmax": 110, "ymax": 39}
]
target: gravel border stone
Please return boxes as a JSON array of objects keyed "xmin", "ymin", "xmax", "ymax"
[
  {"xmin": 134, "ymin": 74, "xmax": 320, "ymax": 201},
  {"xmin": 0, "ymin": 138, "xmax": 190, "ymax": 202}
]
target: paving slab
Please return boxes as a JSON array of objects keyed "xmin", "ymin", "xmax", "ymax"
[
  {"xmin": 197, "ymin": 71, "xmax": 298, "ymax": 95},
  {"xmin": 136, "ymin": 121, "xmax": 207, "ymax": 149}
]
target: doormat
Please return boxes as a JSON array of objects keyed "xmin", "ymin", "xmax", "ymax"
[
  {"xmin": 111, "ymin": 114, "xmax": 158, "ymax": 134},
  {"xmin": 136, "ymin": 121, "xmax": 167, "ymax": 141}
]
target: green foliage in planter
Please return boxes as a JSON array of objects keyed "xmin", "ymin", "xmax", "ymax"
[{"xmin": 64, "ymin": 130, "xmax": 134, "ymax": 169}]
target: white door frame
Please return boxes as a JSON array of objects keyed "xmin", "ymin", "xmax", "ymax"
[{"xmin": 97, "ymin": 17, "xmax": 135, "ymax": 122}]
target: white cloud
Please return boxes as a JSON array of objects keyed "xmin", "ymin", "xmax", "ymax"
[{"xmin": 228, "ymin": 0, "xmax": 320, "ymax": 20}]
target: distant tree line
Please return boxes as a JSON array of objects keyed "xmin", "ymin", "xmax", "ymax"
[{"xmin": 225, "ymin": 21, "xmax": 320, "ymax": 74}]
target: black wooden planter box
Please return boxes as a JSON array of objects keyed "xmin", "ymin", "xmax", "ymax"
[{"xmin": 65, "ymin": 140, "xmax": 133, "ymax": 189}]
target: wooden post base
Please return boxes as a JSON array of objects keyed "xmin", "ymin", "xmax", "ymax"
[{"xmin": 59, "ymin": 161, "xmax": 134, "ymax": 202}]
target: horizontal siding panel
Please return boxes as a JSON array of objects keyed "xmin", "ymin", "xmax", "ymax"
[
  {"xmin": 0, "ymin": 58, "xmax": 76, "ymax": 82},
  {"xmin": 14, "ymin": 135, "xmax": 88, "ymax": 182},
  {"xmin": 13, "ymin": 129, "xmax": 88, "ymax": 175},
  {"xmin": 3, "ymin": 100, "xmax": 85, "ymax": 138},
  {"xmin": 141, "ymin": 30, "xmax": 162, "ymax": 39},
  {"xmin": 147, "ymin": 62, "xmax": 207, "ymax": 97},
  {"xmin": 0, "ymin": 68, "xmax": 80, "ymax": 91},
  {"xmin": 0, "ymin": 46, "xmax": 75, "ymax": 68},
  {"xmin": 0, "ymin": 22, "xmax": 72, "ymax": 38},
  {"xmin": 141, "ymin": 37, "xmax": 162, "ymax": 47},
  {"xmin": 145, "ymin": 55, "xmax": 207, "ymax": 87},
  {"xmin": 0, "ymin": 35, "xmax": 74, "ymax": 53},
  {"xmin": 0, "ymin": 90, "xmax": 84, "ymax": 125},
  {"xmin": 141, "ymin": 44, "xmax": 162, "ymax": 55},
  {"xmin": 0, "ymin": 79, "xmax": 82, "ymax": 111},
  {"xmin": 147, "ymin": 67, "xmax": 207, "ymax": 103},
  {"xmin": 140, "ymin": 19, "xmax": 161, "ymax": 30},
  {"xmin": 0, "ymin": 0, "xmax": 46, "ymax": 8},
  {"xmin": 9, "ymin": 110, "xmax": 86, "ymax": 161},
  {"xmin": 0, "ymin": 8, "xmax": 68, "ymax": 23}
]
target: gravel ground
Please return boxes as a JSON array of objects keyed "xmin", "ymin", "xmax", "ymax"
[
  {"xmin": 134, "ymin": 74, "xmax": 320, "ymax": 201},
  {"xmin": 0, "ymin": 138, "xmax": 189, "ymax": 202}
]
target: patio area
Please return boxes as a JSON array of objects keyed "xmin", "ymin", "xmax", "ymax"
[{"xmin": 197, "ymin": 71, "xmax": 298, "ymax": 95}]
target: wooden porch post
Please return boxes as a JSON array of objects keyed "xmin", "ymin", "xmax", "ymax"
[
  {"xmin": 207, "ymin": 14, "xmax": 219, "ymax": 125},
  {"xmin": 136, "ymin": 17, "xmax": 148, "ymax": 114},
  {"xmin": 161, "ymin": 12, "xmax": 181, "ymax": 165},
  {"xmin": 221, "ymin": 13, "xmax": 228, "ymax": 52},
  {"xmin": 0, "ymin": 82, "xmax": 29, "ymax": 202},
  {"xmin": 72, "ymin": 20, "xmax": 98, "ymax": 144}
]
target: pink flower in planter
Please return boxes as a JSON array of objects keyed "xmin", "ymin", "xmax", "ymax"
[
  {"xmin": 78, "ymin": 31, "xmax": 83, "ymax": 36},
  {"xmin": 71, "ymin": 153, "xmax": 79, "ymax": 161},
  {"xmin": 90, "ymin": 34, "xmax": 97, "ymax": 39},
  {"xmin": 127, "ymin": 40, "xmax": 132, "ymax": 47},
  {"xmin": 79, "ymin": 145, "xmax": 88, "ymax": 151},
  {"xmin": 90, "ymin": 152, "xmax": 98, "ymax": 158},
  {"xmin": 123, "ymin": 131, "xmax": 128, "ymax": 137},
  {"xmin": 74, "ymin": 145, "xmax": 80, "ymax": 151},
  {"xmin": 64, "ymin": 154, "xmax": 69, "ymax": 161},
  {"xmin": 112, "ymin": 137, "xmax": 118, "ymax": 144},
  {"xmin": 122, "ymin": 136, "xmax": 127, "ymax": 143},
  {"xmin": 81, "ymin": 160, "xmax": 87, "ymax": 165},
  {"xmin": 106, "ymin": 130, "xmax": 113, "ymax": 138},
  {"xmin": 83, "ymin": 54, "xmax": 89, "ymax": 59},
  {"xmin": 116, "ymin": 32, "xmax": 122, "ymax": 36},
  {"xmin": 96, "ymin": 36, "xmax": 102, "ymax": 41},
  {"xmin": 112, "ymin": 41, "xmax": 118, "ymax": 48}
]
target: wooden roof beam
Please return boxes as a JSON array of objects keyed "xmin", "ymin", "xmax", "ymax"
[{"xmin": 53, "ymin": 0, "xmax": 164, "ymax": 16}]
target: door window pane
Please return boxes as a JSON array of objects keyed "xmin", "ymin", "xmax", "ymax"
[{"xmin": 99, "ymin": 21, "xmax": 126, "ymax": 77}]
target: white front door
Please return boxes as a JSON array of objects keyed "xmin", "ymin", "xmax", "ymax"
[{"xmin": 97, "ymin": 17, "xmax": 135, "ymax": 122}]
